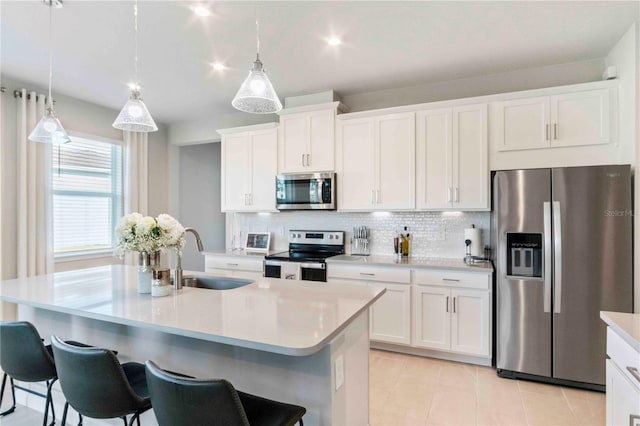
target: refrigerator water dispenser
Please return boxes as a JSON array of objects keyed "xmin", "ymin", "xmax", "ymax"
[{"xmin": 506, "ymin": 233, "xmax": 542, "ymax": 278}]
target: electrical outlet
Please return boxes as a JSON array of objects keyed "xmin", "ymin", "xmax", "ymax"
[{"xmin": 335, "ymin": 355, "xmax": 344, "ymax": 390}]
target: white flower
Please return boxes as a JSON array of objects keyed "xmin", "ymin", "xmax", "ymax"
[{"xmin": 114, "ymin": 212, "xmax": 187, "ymax": 257}]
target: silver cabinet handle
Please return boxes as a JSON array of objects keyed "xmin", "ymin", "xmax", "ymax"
[
  {"xmin": 454, "ymin": 187, "xmax": 459, "ymax": 202},
  {"xmin": 360, "ymin": 272, "xmax": 375, "ymax": 276},
  {"xmin": 553, "ymin": 201, "xmax": 562, "ymax": 313},
  {"xmin": 554, "ymin": 123, "xmax": 558, "ymax": 140},
  {"xmin": 545, "ymin": 124, "xmax": 549, "ymax": 141},
  {"xmin": 306, "ymin": 154, "xmax": 310, "ymax": 167},
  {"xmin": 627, "ymin": 367, "xmax": 640, "ymax": 385},
  {"xmin": 227, "ymin": 263, "xmax": 239, "ymax": 267},
  {"xmin": 447, "ymin": 187, "xmax": 452, "ymax": 202},
  {"xmin": 376, "ymin": 189, "xmax": 380, "ymax": 204},
  {"xmin": 445, "ymin": 296, "xmax": 449, "ymax": 313},
  {"xmin": 453, "ymin": 297, "xmax": 456, "ymax": 313},
  {"xmin": 244, "ymin": 194, "xmax": 248, "ymax": 205},
  {"xmin": 442, "ymin": 278, "xmax": 460, "ymax": 282},
  {"xmin": 302, "ymin": 154, "xmax": 305, "ymax": 167},
  {"xmin": 370, "ymin": 190, "xmax": 374, "ymax": 204},
  {"xmin": 543, "ymin": 202, "xmax": 552, "ymax": 313}
]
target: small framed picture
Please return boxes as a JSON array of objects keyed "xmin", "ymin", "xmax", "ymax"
[{"xmin": 245, "ymin": 232, "xmax": 271, "ymax": 253}]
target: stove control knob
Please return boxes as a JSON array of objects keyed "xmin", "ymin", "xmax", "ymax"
[
  {"xmin": 296, "ymin": 233, "xmax": 302, "ymax": 238},
  {"xmin": 328, "ymin": 235, "xmax": 333, "ymax": 239},
  {"xmin": 290, "ymin": 233, "xmax": 296, "ymax": 239}
]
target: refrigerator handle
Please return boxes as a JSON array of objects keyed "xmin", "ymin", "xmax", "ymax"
[
  {"xmin": 543, "ymin": 202, "xmax": 552, "ymax": 313},
  {"xmin": 553, "ymin": 201, "xmax": 562, "ymax": 314}
]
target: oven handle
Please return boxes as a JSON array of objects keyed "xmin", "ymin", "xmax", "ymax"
[
  {"xmin": 264, "ymin": 260, "xmax": 283, "ymax": 267},
  {"xmin": 299, "ymin": 263, "xmax": 326, "ymax": 270}
]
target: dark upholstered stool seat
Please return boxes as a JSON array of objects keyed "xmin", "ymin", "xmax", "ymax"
[
  {"xmin": 145, "ymin": 360, "xmax": 305, "ymax": 426},
  {"xmin": 51, "ymin": 336, "xmax": 151, "ymax": 426}
]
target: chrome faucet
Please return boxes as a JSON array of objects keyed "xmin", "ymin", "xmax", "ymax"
[{"xmin": 174, "ymin": 227, "xmax": 205, "ymax": 290}]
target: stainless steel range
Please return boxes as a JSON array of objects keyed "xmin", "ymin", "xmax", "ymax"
[{"xmin": 263, "ymin": 230, "xmax": 345, "ymax": 282}]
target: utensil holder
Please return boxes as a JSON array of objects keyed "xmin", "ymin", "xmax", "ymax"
[{"xmin": 351, "ymin": 238, "xmax": 370, "ymax": 256}]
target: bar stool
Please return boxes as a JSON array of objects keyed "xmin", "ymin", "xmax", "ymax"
[
  {"xmin": 51, "ymin": 336, "xmax": 151, "ymax": 426},
  {"xmin": 145, "ymin": 360, "xmax": 306, "ymax": 426},
  {"xmin": 0, "ymin": 321, "xmax": 58, "ymax": 426}
]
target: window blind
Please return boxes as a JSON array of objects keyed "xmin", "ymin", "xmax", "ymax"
[{"xmin": 52, "ymin": 136, "xmax": 123, "ymax": 255}]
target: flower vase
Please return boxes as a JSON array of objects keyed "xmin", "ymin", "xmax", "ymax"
[{"xmin": 137, "ymin": 251, "xmax": 160, "ymax": 294}]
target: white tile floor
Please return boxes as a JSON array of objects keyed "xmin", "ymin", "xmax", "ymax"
[{"xmin": 0, "ymin": 349, "xmax": 606, "ymax": 426}]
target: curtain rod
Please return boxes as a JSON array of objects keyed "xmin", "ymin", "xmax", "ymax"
[
  {"xmin": 13, "ymin": 90, "xmax": 44, "ymax": 102},
  {"xmin": 0, "ymin": 87, "xmax": 6, "ymax": 93}
]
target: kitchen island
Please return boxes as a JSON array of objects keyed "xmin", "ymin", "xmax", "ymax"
[{"xmin": 0, "ymin": 265, "xmax": 385, "ymax": 425}]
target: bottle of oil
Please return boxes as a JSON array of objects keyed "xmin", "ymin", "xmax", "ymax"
[{"xmin": 401, "ymin": 226, "xmax": 410, "ymax": 257}]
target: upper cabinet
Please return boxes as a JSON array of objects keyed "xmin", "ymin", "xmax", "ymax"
[
  {"xmin": 277, "ymin": 102, "xmax": 348, "ymax": 173},
  {"xmin": 494, "ymin": 87, "xmax": 613, "ymax": 152},
  {"xmin": 337, "ymin": 112, "xmax": 415, "ymax": 211},
  {"xmin": 219, "ymin": 124, "xmax": 278, "ymax": 212},
  {"xmin": 416, "ymin": 104, "xmax": 489, "ymax": 210}
]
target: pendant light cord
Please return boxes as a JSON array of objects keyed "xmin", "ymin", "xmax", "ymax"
[
  {"xmin": 134, "ymin": 0, "xmax": 139, "ymax": 86},
  {"xmin": 255, "ymin": 5, "xmax": 260, "ymax": 58},
  {"xmin": 47, "ymin": 0, "xmax": 53, "ymax": 108}
]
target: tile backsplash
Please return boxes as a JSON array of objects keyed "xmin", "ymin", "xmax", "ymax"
[{"xmin": 226, "ymin": 211, "xmax": 490, "ymax": 259}]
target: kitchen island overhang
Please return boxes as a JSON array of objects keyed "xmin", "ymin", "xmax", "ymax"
[{"xmin": 0, "ymin": 265, "xmax": 385, "ymax": 425}]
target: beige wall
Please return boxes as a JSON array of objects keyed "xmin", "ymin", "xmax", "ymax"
[{"xmin": 0, "ymin": 74, "xmax": 170, "ymax": 278}]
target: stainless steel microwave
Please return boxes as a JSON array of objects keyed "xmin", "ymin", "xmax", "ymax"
[{"xmin": 276, "ymin": 172, "xmax": 335, "ymax": 210}]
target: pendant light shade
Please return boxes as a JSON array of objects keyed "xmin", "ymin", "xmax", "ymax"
[
  {"xmin": 112, "ymin": 86, "xmax": 158, "ymax": 132},
  {"xmin": 232, "ymin": 16, "xmax": 282, "ymax": 114},
  {"xmin": 113, "ymin": 0, "xmax": 157, "ymax": 132},
  {"xmin": 29, "ymin": 106, "xmax": 71, "ymax": 145},
  {"xmin": 28, "ymin": 0, "xmax": 70, "ymax": 145}
]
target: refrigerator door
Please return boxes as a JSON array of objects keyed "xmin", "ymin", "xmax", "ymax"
[
  {"xmin": 552, "ymin": 165, "xmax": 632, "ymax": 385},
  {"xmin": 495, "ymin": 169, "xmax": 552, "ymax": 377}
]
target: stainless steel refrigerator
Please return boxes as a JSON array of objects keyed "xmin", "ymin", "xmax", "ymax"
[{"xmin": 492, "ymin": 165, "xmax": 632, "ymax": 390}]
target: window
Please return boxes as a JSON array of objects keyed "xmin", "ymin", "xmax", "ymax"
[{"xmin": 52, "ymin": 135, "xmax": 123, "ymax": 256}]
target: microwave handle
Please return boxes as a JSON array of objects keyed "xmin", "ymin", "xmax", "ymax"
[{"xmin": 316, "ymin": 179, "xmax": 324, "ymax": 204}]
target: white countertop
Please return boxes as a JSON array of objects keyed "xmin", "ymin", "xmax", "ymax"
[
  {"xmin": 601, "ymin": 311, "xmax": 640, "ymax": 352},
  {"xmin": 326, "ymin": 254, "xmax": 493, "ymax": 272},
  {"xmin": 0, "ymin": 265, "xmax": 384, "ymax": 356}
]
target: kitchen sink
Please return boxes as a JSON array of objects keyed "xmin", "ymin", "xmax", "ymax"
[{"xmin": 182, "ymin": 276, "xmax": 254, "ymax": 290}]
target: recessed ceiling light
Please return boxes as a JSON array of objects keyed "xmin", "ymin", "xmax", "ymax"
[
  {"xmin": 327, "ymin": 37, "xmax": 342, "ymax": 46},
  {"xmin": 211, "ymin": 62, "xmax": 225, "ymax": 71},
  {"xmin": 191, "ymin": 4, "xmax": 211, "ymax": 17}
]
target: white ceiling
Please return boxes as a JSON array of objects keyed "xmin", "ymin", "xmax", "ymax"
[{"xmin": 1, "ymin": 1, "xmax": 638, "ymax": 124}]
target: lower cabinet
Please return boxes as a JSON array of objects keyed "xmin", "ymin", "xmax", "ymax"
[
  {"xmin": 327, "ymin": 263, "xmax": 492, "ymax": 361},
  {"xmin": 412, "ymin": 285, "xmax": 490, "ymax": 357},
  {"xmin": 607, "ymin": 359, "xmax": 640, "ymax": 426},
  {"xmin": 204, "ymin": 255, "xmax": 264, "ymax": 280}
]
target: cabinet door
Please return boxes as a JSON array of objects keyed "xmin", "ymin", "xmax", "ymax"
[
  {"xmin": 607, "ymin": 359, "xmax": 640, "ymax": 426},
  {"xmin": 249, "ymin": 128, "xmax": 278, "ymax": 211},
  {"xmin": 550, "ymin": 89, "xmax": 610, "ymax": 147},
  {"xmin": 376, "ymin": 113, "xmax": 415, "ymax": 210},
  {"xmin": 370, "ymin": 282, "xmax": 411, "ymax": 345},
  {"xmin": 450, "ymin": 289, "xmax": 490, "ymax": 356},
  {"xmin": 221, "ymin": 133, "xmax": 249, "ymax": 212},
  {"xmin": 495, "ymin": 96, "xmax": 550, "ymax": 151},
  {"xmin": 452, "ymin": 104, "xmax": 489, "ymax": 210},
  {"xmin": 308, "ymin": 109, "xmax": 335, "ymax": 171},
  {"xmin": 412, "ymin": 285, "xmax": 450, "ymax": 351},
  {"xmin": 279, "ymin": 114, "xmax": 308, "ymax": 173},
  {"xmin": 337, "ymin": 119, "xmax": 376, "ymax": 210},
  {"xmin": 416, "ymin": 108, "xmax": 452, "ymax": 209}
]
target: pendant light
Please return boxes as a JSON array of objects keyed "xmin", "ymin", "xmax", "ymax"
[
  {"xmin": 112, "ymin": 0, "xmax": 158, "ymax": 132},
  {"xmin": 29, "ymin": 0, "xmax": 71, "ymax": 145},
  {"xmin": 231, "ymin": 13, "xmax": 282, "ymax": 114}
]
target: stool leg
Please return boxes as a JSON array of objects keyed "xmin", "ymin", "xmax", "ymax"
[
  {"xmin": 44, "ymin": 378, "xmax": 57, "ymax": 426},
  {"xmin": 127, "ymin": 412, "xmax": 141, "ymax": 426},
  {"xmin": 61, "ymin": 402, "xmax": 68, "ymax": 426},
  {"xmin": 122, "ymin": 416, "xmax": 128, "ymax": 426},
  {"xmin": 0, "ymin": 375, "xmax": 16, "ymax": 416},
  {"xmin": 77, "ymin": 413, "xmax": 83, "ymax": 426}
]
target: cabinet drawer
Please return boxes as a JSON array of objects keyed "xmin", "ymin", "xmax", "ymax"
[
  {"xmin": 205, "ymin": 256, "xmax": 263, "ymax": 272},
  {"xmin": 607, "ymin": 328, "xmax": 640, "ymax": 390},
  {"xmin": 412, "ymin": 269, "xmax": 489, "ymax": 290},
  {"xmin": 327, "ymin": 264, "xmax": 410, "ymax": 284}
]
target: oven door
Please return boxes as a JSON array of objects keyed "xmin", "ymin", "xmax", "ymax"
[
  {"xmin": 276, "ymin": 172, "xmax": 335, "ymax": 210},
  {"xmin": 300, "ymin": 263, "xmax": 326, "ymax": 282}
]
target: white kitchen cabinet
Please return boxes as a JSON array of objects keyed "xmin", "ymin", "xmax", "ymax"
[
  {"xmin": 495, "ymin": 88, "xmax": 612, "ymax": 152},
  {"xmin": 606, "ymin": 325, "xmax": 640, "ymax": 426},
  {"xmin": 337, "ymin": 112, "xmax": 415, "ymax": 211},
  {"xmin": 204, "ymin": 254, "xmax": 264, "ymax": 280},
  {"xmin": 416, "ymin": 104, "xmax": 488, "ymax": 210},
  {"xmin": 219, "ymin": 124, "xmax": 278, "ymax": 212},
  {"xmin": 327, "ymin": 264, "xmax": 411, "ymax": 345},
  {"xmin": 278, "ymin": 103, "xmax": 347, "ymax": 173},
  {"xmin": 412, "ymin": 269, "xmax": 491, "ymax": 357}
]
